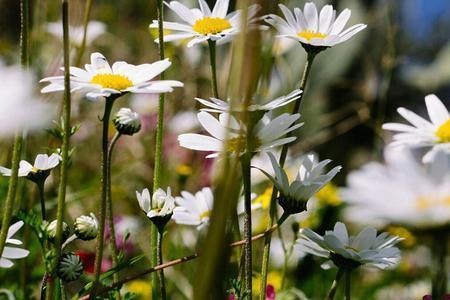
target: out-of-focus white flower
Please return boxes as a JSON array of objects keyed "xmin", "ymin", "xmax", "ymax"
[
  {"xmin": 173, "ymin": 187, "xmax": 213, "ymax": 231},
  {"xmin": 374, "ymin": 281, "xmax": 430, "ymax": 300},
  {"xmin": 382, "ymin": 94, "xmax": 450, "ymax": 163},
  {"xmin": 0, "ymin": 65, "xmax": 52, "ymax": 137},
  {"xmin": 40, "ymin": 52, "xmax": 183, "ymax": 100},
  {"xmin": 257, "ymin": 152, "xmax": 341, "ymax": 215},
  {"xmin": 136, "ymin": 188, "xmax": 175, "ymax": 227},
  {"xmin": 0, "ymin": 153, "xmax": 61, "ymax": 178},
  {"xmin": 195, "ymin": 89, "xmax": 302, "ymax": 113},
  {"xmin": 296, "ymin": 222, "xmax": 402, "ymax": 270},
  {"xmin": 178, "ymin": 111, "xmax": 302, "ymax": 158},
  {"xmin": 47, "ymin": 21, "xmax": 106, "ymax": 46},
  {"xmin": 113, "ymin": 108, "xmax": 141, "ymax": 135},
  {"xmin": 265, "ymin": 3, "xmax": 366, "ymax": 49},
  {"xmin": 342, "ymin": 148, "xmax": 450, "ymax": 229},
  {"xmin": 0, "ymin": 221, "xmax": 29, "ymax": 268},
  {"xmin": 168, "ymin": 111, "xmax": 200, "ymax": 134},
  {"xmin": 150, "ymin": 1, "xmax": 265, "ymax": 47}
]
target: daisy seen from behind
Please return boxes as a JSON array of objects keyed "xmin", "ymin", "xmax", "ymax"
[
  {"xmin": 173, "ymin": 187, "xmax": 214, "ymax": 231},
  {"xmin": 265, "ymin": 3, "xmax": 366, "ymax": 50},
  {"xmin": 150, "ymin": 0, "xmax": 263, "ymax": 47},
  {"xmin": 0, "ymin": 153, "xmax": 61, "ymax": 179},
  {"xmin": 40, "ymin": 52, "xmax": 183, "ymax": 100},
  {"xmin": 382, "ymin": 94, "xmax": 450, "ymax": 162},
  {"xmin": 178, "ymin": 111, "xmax": 303, "ymax": 158},
  {"xmin": 0, "ymin": 221, "xmax": 29, "ymax": 268}
]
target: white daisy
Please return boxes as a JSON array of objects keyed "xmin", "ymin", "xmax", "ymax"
[
  {"xmin": 0, "ymin": 221, "xmax": 30, "ymax": 268},
  {"xmin": 0, "ymin": 65, "xmax": 52, "ymax": 137},
  {"xmin": 257, "ymin": 152, "xmax": 341, "ymax": 214},
  {"xmin": 296, "ymin": 222, "xmax": 402, "ymax": 270},
  {"xmin": 342, "ymin": 148, "xmax": 450, "ymax": 229},
  {"xmin": 265, "ymin": 3, "xmax": 366, "ymax": 49},
  {"xmin": 178, "ymin": 111, "xmax": 303, "ymax": 158},
  {"xmin": 195, "ymin": 89, "xmax": 302, "ymax": 113},
  {"xmin": 40, "ymin": 52, "xmax": 183, "ymax": 101},
  {"xmin": 382, "ymin": 94, "xmax": 450, "ymax": 163},
  {"xmin": 150, "ymin": 0, "xmax": 264, "ymax": 47},
  {"xmin": 173, "ymin": 187, "xmax": 213, "ymax": 231},
  {"xmin": 47, "ymin": 21, "xmax": 106, "ymax": 46},
  {"xmin": 136, "ymin": 187, "xmax": 176, "ymax": 220},
  {"xmin": 0, "ymin": 153, "xmax": 61, "ymax": 178}
]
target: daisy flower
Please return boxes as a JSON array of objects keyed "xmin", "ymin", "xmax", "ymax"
[
  {"xmin": 40, "ymin": 52, "xmax": 183, "ymax": 101},
  {"xmin": 136, "ymin": 187, "xmax": 175, "ymax": 228},
  {"xmin": 382, "ymin": 94, "xmax": 450, "ymax": 163},
  {"xmin": 296, "ymin": 222, "xmax": 402, "ymax": 270},
  {"xmin": 257, "ymin": 152, "xmax": 341, "ymax": 215},
  {"xmin": 150, "ymin": 0, "xmax": 263, "ymax": 47},
  {"xmin": 47, "ymin": 21, "xmax": 106, "ymax": 47},
  {"xmin": 195, "ymin": 89, "xmax": 302, "ymax": 113},
  {"xmin": 0, "ymin": 221, "xmax": 29, "ymax": 268},
  {"xmin": 173, "ymin": 187, "xmax": 213, "ymax": 231},
  {"xmin": 0, "ymin": 153, "xmax": 61, "ymax": 180},
  {"xmin": 178, "ymin": 111, "xmax": 303, "ymax": 158},
  {"xmin": 342, "ymin": 148, "xmax": 450, "ymax": 229},
  {"xmin": 265, "ymin": 3, "xmax": 366, "ymax": 49}
]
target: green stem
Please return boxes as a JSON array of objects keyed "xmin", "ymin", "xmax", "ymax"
[
  {"xmin": 241, "ymin": 153, "xmax": 252, "ymax": 297},
  {"xmin": 207, "ymin": 39, "xmax": 219, "ymax": 98},
  {"xmin": 345, "ymin": 270, "xmax": 351, "ymax": 300},
  {"xmin": 259, "ymin": 51, "xmax": 317, "ymax": 300},
  {"xmin": 157, "ymin": 228, "xmax": 167, "ymax": 300},
  {"xmin": 46, "ymin": 1, "xmax": 71, "ymax": 298},
  {"xmin": 326, "ymin": 268, "xmax": 344, "ymax": 300},
  {"xmin": 151, "ymin": 0, "xmax": 166, "ymax": 298},
  {"xmin": 107, "ymin": 132, "xmax": 122, "ymax": 286},
  {"xmin": 74, "ymin": 0, "xmax": 93, "ymax": 66},
  {"xmin": 37, "ymin": 181, "xmax": 46, "ymax": 220},
  {"xmin": 431, "ymin": 230, "xmax": 448, "ymax": 300},
  {"xmin": 91, "ymin": 97, "xmax": 116, "ymax": 298}
]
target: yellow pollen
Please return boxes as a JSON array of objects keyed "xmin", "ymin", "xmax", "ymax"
[
  {"xmin": 90, "ymin": 73, "xmax": 133, "ymax": 91},
  {"xmin": 297, "ymin": 30, "xmax": 327, "ymax": 41},
  {"xmin": 192, "ymin": 17, "xmax": 231, "ymax": 35},
  {"xmin": 200, "ymin": 211, "xmax": 210, "ymax": 220},
  {"xmin": 435, "ymin": 119, "xmax": 450, "ymax": 143}
]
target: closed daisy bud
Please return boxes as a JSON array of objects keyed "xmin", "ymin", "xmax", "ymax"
[
  {"xmin": 46, "ymin": 220, "xmax": 70, "ymax": 243},
  {"xmin": 74, "ymin": 213, "xmax": 98, "ymax": 241},
  {"xmin": 113, "ymin": 107, "xmax": 141, "ymax": 136},
  {"xmin": 57, "ymin": 252, "xmax": 84, "ymax": 282}
]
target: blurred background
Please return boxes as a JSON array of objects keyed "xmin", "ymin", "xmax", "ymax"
[{"xmin": 0, "ymin": 0, "xmax": 449, "ymax": 299}]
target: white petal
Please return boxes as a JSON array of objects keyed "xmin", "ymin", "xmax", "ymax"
[{"xmin": 425, "ymin": 94, "xmax": 449, "ymax": 126}]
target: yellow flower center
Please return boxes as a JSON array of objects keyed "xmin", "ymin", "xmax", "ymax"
[
  {"xmin": 226, "ymin": 135, "xmax": 261, "ymax": 154},
  {"xmin": 31, "ymin": 167, "xmax": 39, "ymax": 173},
  {"xmin": 90, "ymin": 73, "xmax": 133, "ymax": 91},
  {"xmin": 200, "ymin": 211, "xmax": 210, "ymax": 220},
  {"xmin": 416, "ymin": 196, "xmax": 450, "ymax": 211},
  {"xmin": 192, "ymin": 17, "xmax": 232, "ymax": 35},
  {"xmin": 435, "ymin": 118, "xmax": 450, "ymax": 143},
  {"xmin": 297, "ymin": 30, "xmax": 327, "ymax": 41}
]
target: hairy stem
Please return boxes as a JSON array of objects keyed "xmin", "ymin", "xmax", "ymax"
[
  {"xmin": 241, "ymin": 153, "xmax": 252, "ymax": 297},
  {"xmin": 259, "ymin": 51, "xmax": 317, "ymax": 299},
  {"xmin": 151, "ymin": 0, "xmax": 166, "ymax": 297},
  {"xmin": 157, "ymin": 228, "xmax": 167, "ymax": 300},
  {"xmin": 326, "ymin": 268, "xmax": 344, "ymax": 300},
  {"xmin": 37, "ymin": 181, "xmax": 46, "ymax": 220},
  {"xmin": 91, "ymin": 97, "xmax": 116, "ymax": 298},
  {"xmin": 46, "ymin": 0, "xmax": 71, "ymax": 298},
  {"xmin": 74, "ymin": 0, "xmax": 93, "ymax": 66},
  {"xmin": 431, "ymin": 230, "xmax": 448, "ymax": 300},
  {"xmin": 208, "ymin": 39, "xmax": 219, "ymax": 98}
]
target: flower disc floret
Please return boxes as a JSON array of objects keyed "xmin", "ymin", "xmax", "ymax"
[
  {"xmin": 435, "ymin": 119, "xmax": 450, "ymax": 143},
  {"xmin": 90, "ymin": 73, "xmax": 133, "ymax": 91},
  {"xmin": 193, "ymin": 17, "xmax": 232, "ymax": 35}
]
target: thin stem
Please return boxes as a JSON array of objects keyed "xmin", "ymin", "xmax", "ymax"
[
  {"xmin": 91, "ymin": 97, "xmax": 116, "ymax": 298},
  {"xmin": 259, "ymin": 51, "xmax": 317, "ymax": 300},
  {"xmin": 151, "ymin": 0, "xmax": 166, "ymax": 298},
  {"xmin": 241, "ymin": 153, "xmax": 252, "ymax": 297},
  {"xmin": 107, "ymin": 132, "xmax": 122, "ymax": 285},
  {"xmin": 157, "ymin": 228, "xmax": 167, "ymax": 300},
  {"xmin": 326, "ymin": 268, "xmax": 344, "ymax": 300},
  {"xmin": 431, "ymin": 230, "xmax": 448, "ymax": 300},
  {"xmin": 37, "ymin": 181, "xmax": 46, "ymax": 220},
  {"xmin": 345, "ymin": 270, "xmax": 351, "ymax": 300},
  {"xmin": 47, "ymin": 0, "xmax": 71, "ymax": 298},
  {"xmin": 207, "ymin": 39, "xmax": 219, "ymax": 98},
  {"xmin": 74, "ymin": 0, "xmax": 93, "ymax": 66}
]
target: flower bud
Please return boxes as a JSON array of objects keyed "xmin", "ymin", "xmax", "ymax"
[
  {"xmin": 74, "ymin": 213, "xmax": 98, "ymax": 241},
  {"xmin": 113, "ymin": 108, "xmax": 141, "ymax": 136},
  {"xmin": 57, "ymin": 252, "xmax": 84, "ymax": 282},
  {"xmin": 46, "ymin": 220, "xmax": 70, "ymax": 243}
]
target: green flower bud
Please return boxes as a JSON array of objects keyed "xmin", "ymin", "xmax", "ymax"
[
  {"xmin": 113, "ymin": 108, "xmax": 141, "ymax": 136},
  {"xmin": 46, "ymin": 220, "xmax": 70, "ymax": 243},
  {"xmin": 74, "ymin": 213, "xmax": 98, "ymax": 241},
  {"xmin": 57, "ymin": 252, "xmax": 84, "ymax": 282}
]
